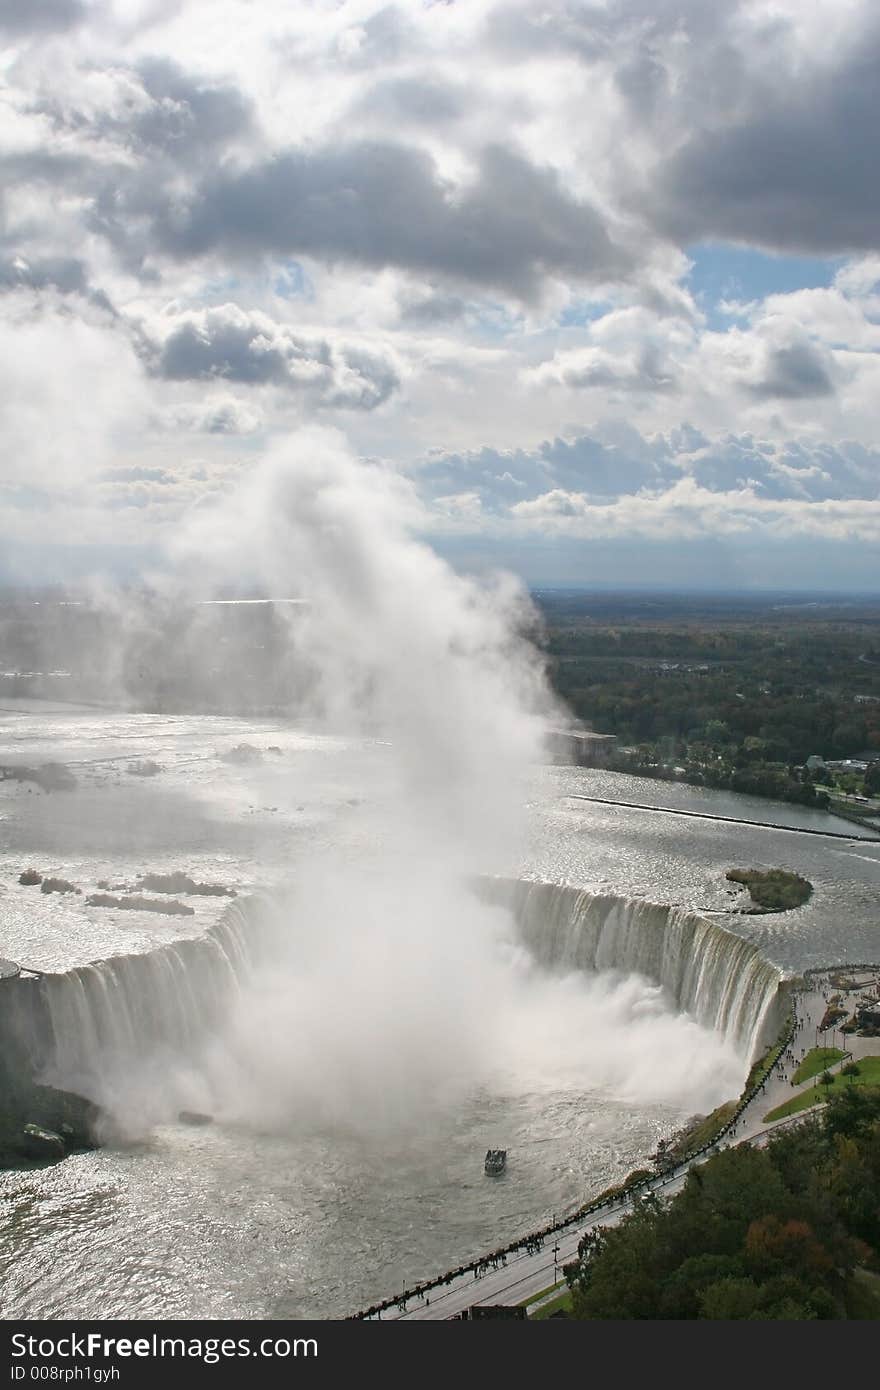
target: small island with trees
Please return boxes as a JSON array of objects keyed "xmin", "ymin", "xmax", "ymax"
[{"xmin": 725, "ymin": 867, "xmax": 813, "ymax": 912}]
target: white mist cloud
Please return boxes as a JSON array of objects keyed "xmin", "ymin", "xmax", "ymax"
[
  {"xmin": 216, "ymin": 879, "xmax": 743, "ymax": 1135},
  {"xmin": 0, "ymin": 291, "xmax": 146, "ymax": 490},
  {"xmin": 173, "ymin": 430, "xmax": 552, "ymax": 848},
  {"xmin": 149, "ymin": 432, "xmax": 744, "ymax": 1135}
]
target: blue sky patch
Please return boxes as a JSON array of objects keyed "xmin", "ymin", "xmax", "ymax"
[{"xmin": 687, "ymin": 244, "xmax": 842, "ymax": 328}]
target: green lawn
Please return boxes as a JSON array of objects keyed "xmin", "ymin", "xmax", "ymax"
[
  {"xmin": 792, "ymin": 1047, "xmax": 844, "ymax": 1085},
  {"xmin": 528, "ymin": 1288, "xmax": 572, "ymax": 1319},
  {"xmin": 764, "ymin": 1056, "xmax": 880, "ymax": 1122}
]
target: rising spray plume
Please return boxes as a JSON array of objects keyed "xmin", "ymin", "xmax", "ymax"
[
  {"xmin": 175, "ymin": 429, "xmax": 553, "ymax": 853},
  {"xmin": 164, "ymin": 430, "xmax": 563, "ymax": 1131},
  {"xmin": 162, "ymin": 432, "xmax": 745, "ymax": 1135}
]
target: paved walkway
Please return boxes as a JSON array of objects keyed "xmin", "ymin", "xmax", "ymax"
[
  {"xmin": 365, "ymin": 967, "xmax": 880, "ymax": 1321},
  {"xmin": 729, "ymin": 968, "xmax": 880, "ymax": 1146}
]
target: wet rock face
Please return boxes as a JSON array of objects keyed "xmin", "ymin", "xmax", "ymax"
[
  {"xmin": 0, "ymin": 1080, "xmax": 103, "ymax": 1171},
  {"xmin": 20, "ymin": 1124, "xmax": 66, "ymax": 1161}
]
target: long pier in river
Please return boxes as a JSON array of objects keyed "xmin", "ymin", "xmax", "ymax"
[{"xmin": 566, "ymin": 794, "xmax": 880, "ymax": 841}]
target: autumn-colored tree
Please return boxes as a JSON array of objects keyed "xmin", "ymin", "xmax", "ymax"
[{"xmin": 744, "ymin": 1215, "xmax": 832, "ymax": 1279}]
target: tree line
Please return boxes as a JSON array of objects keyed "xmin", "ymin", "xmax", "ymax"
[{"xmin": 564, "ymin": 1087, "xmax": 880, "ymax": 1319}]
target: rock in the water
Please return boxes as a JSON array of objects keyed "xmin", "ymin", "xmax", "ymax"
[
  {"xmin": 137, "ymin": 872, "xmax": 235, "ymax": 897},
  {"xmin": 18, "ymin": 868, "xmax": 42, "ymax": 885},
  {"xmin": 21, "ymin": 1124, "xmax": 66, "ymax": 1160},
  {"xmin": 40, "ymin": 876, "xmax": 80, "ymax": 895},
  {"xmin": 86, "ymin": 892, "xmax": 194, "ymax": 916},
  {"xmin": 219, "ymin": 743, "xmax": 262, "ymax": 765},
  {"xmin": 1, "ymin": 763, "xmax": 76, "ymax": 792},
  {"xmin": 178, "ymin": 1110, "xmax": 213, "ymax": 1127}
]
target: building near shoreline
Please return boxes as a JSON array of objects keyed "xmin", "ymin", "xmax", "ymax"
[{"xmin": 546, "ymin": 728, "xmax": 618, "ymax": 767}]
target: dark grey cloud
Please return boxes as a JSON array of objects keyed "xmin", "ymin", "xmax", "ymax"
[
  {"xmin": 155, "ymin": 142, "xmax": 633, "ymax": 298},
  {"xmin": 150, "ymin": 305, "xmax": 399, "ymax": 410},
  {"xmin": 9, "ymin": 132, "xmax": 626, "ymax": 299},
  {"xmin": 132, "ymin": 59, "xmax": 254, "ymax": 157},
  {"xmin": 487, "ymin": 2, "xmax": 880, "ymax": 258},
  {"xmin": 749, "ymin": 342, "xmax": 835, "ymax": 401},
  {"xmin": 158, "ymin": 319, "xmax": 288, "ymax": 385},
  {"xmin": 644, "ymin": 18, "xmax": 880, "ymax": 255},
  {"xmin": 0, "ymin": 253, "xmax": 117, "ymax": 316},
  {"xmin": 0, "ymin": 256, "xmax": 87, "ymax": 294},
  {"xmin": 0, "ymin": 59, "xmax": 254, "ymax": 280},
  {"xmin": 418, "ymin": 433, "xmax": 667, "ymax": 510},
  {"xmin": 688, "ymin": 436, "xmax": 880, "ymax": 502},
  {"xmin": 548, "ymin": 342, "xmax": 677, "ymax": 392},
  {"xmin": 398, "ymin": 287, "xmax": 468, "ymax": 325},
  {"xmin": 613, "ymin": 53, "xmax": 669, "ymax": 119},
  {"xmin": 540, "ymin": 434, "xmax": 669, "ymax": 495},
  {"xmin": 31, "ymin": 57, "xmax": 253, "ymax": 163},
  {"xmin": 0, "ymin": 0, "xmax": 85, "ymax": 34}
]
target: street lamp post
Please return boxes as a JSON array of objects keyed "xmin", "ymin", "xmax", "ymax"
[{"xmin": 553, "ymin": 1241, "xmax": 560, "ymax": 1287}]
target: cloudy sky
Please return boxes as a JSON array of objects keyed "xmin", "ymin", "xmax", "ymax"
[{"xmin": 2, "ymin": 0, "xmax": 879, "ymax": 591}]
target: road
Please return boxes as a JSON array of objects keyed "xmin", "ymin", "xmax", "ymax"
[{"xmin": 366, "ymin": 966, "xmax": 879, "ymax": 1320}]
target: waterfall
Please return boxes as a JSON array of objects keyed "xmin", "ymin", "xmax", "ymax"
[
  {"xmin": 1, "ymin": 880, "xmax": 787, "ymax": 1113},
  {"xmin": 486, "ymin": 879, "xmax": 787, "ymax": 1061},
  {"xmin": 0, "ymin": 898, "xmax": 272, "ymax": 1103}
]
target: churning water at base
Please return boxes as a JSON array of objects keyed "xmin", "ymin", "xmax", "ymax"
[
  {"xmin": 493, "ymin": 880, "xmax": 786, "ymax": 1060},
  {"xmin": 0, "ymin": 881, "xmax": 783, "ymax": 1318}
]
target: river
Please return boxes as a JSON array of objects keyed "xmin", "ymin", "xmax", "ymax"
[{"xmin": 0, "ymin": 705, "xmax": 878, "ymax": 1319}]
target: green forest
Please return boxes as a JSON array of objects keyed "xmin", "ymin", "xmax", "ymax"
[
  {"xmin": 538, "ymin": 593, "xmax": 880, "ymax": 807},
  {"xmin": 564, "ymin": 1087, "xmax": 880, "ymax": 1319}
]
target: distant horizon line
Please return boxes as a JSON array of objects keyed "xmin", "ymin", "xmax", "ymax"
[{"xmin": 1, "ymin": 583, "xmax": 880, "ymax": 602}]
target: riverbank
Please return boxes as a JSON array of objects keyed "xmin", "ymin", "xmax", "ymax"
[
  {"xmin": 827, "ymin": 799, "xmax": 880, "ymax": 835},
  {"xmin": 582, "ymin": 756, "xmax": 880, "ymax": 837}
]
